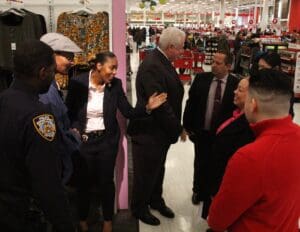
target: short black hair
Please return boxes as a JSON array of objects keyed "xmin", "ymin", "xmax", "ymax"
[
  {"xmin": 249, "ymin": 69, "xmax": 292, "ymax": 98},
  {"xmin": 13, "ymin": 40, "xmax": 54, "ymax": 78},
  {"xmin": 260, "ymin": 52, "xmax": 281, "ymax": 68},
  {"xmin": 217, "ymin": 50, "xmax": 233, "ymax": 65},
  {"xmin": 89, "ymin": 51, "xmax": 116, "ymax": 69}
]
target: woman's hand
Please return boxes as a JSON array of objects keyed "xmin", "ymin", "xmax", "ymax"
[
  {"xmin": 70, "ymin": 128, "xmax": 81, "ymax": 140},
  {"xmin": 146, "ymin": 92, "xmax": 167, "ymax": 111}
]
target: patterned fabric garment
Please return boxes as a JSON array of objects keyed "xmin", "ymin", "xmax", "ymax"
[{"xmin": 57, "ymin": 11, "xmax": 109, "ymax": 65}]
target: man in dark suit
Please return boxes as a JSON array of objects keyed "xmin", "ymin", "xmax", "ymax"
[
  {"xmin": 183, "ymin": 51, "xmax": 238, "ymax": 210},
  {"xmin": 128, "ymin": 27, "xmax": 186, "ymax": 226}
]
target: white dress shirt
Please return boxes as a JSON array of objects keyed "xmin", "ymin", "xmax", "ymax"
[
  {"xmin": 85, "ymin": 71, "xmax": 105, "ymax": 132},
  {"xmin": 204, "ymin": 75, "xmax": 228, "ymax": 130}
]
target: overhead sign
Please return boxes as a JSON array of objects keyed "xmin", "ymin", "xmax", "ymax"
[{"xmin": 272, "ymin": 18, "xmax": 278, "ymax": 24}]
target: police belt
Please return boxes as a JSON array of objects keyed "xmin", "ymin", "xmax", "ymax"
[{"xmin": 82, "ymin": 130, "xmax": 105, "ymax": 142}]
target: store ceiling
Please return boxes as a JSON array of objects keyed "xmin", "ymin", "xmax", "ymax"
[{"xmin": 127, "ymin": 0, "xmax": 266, "ymax": 13}]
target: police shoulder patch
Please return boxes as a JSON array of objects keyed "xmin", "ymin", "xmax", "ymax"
[{"xmin": 32, "ymin": 114, "xmax": 56, "ymax": 141}]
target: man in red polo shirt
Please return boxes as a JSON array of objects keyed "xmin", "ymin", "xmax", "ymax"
[{"xmin": 208, "ymin": 69, "xmax": 300, "ymax": 232}]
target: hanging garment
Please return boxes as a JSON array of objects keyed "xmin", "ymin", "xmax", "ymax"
[
  {"xmin": 0, "ymin": 9, "xmax": 46, "ymax": 70},
  {"xmin": 57, "ymin": 11, "xmax": 109, "ymax": 65}
]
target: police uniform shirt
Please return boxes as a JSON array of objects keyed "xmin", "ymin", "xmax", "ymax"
[{"xmin": 0, "ymin": 79, "xmax": 74, "ymax": 232}]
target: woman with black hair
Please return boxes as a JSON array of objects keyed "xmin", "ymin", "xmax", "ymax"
[{"xmin": 66, "ymin": 51, "xmax": 166, "ymax": 232}]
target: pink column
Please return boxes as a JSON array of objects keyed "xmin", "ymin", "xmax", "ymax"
[{"xmin": 112, "ymin": 0, "xmax": 128, "ymax": 209}]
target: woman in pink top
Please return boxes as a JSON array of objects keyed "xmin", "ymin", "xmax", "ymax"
[{"xmin": 202, "ymin": 78, "xmax": 255, "ymax": 221}]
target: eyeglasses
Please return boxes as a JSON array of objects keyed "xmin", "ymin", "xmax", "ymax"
[{"xmin": 55, "ymin": 52, "xmax": 75, "ymax": 61}]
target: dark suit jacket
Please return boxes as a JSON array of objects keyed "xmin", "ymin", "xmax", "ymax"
[
  {"xmin": 183, "ymin": 72, "xmax": 239, "ymax": 138},
  {"xmin": 66, "ymin": 72, "xmax": 146, "ymax": 148},
  {"xmin": 210, "ymin": 114, "xmax": 255, "ymax": 195},
  {"xmin": 128, "ymin": 48, "xmax": 184, "ymax": 144}
]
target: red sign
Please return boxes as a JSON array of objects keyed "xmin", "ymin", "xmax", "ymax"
[
  {"xmin": 232, "ymin": 20, "xmax": 236, "ymax": 24},
  {"xmin": 249, "ymin": 19, "xmax": 254, "ymax": 25},
  {"xmin": 272, "ymin": 18, "xmax": 278, "ymax": 24}
]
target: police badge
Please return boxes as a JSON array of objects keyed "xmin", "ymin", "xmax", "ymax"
[{"xmin": 32, "ymin": 114, "xmax": 56, "ymax": 141}]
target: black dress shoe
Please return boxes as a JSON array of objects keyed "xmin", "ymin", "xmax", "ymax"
[
  {"xmin": 206, "ymin": 228, "xmax": 215, "ymax": 232},
  {"xmin": 151, "ymin": 205, "xmax": 175, "ymax": 218},
  {"xmin": 134, "ymin": 210, "xmax": 160, "ymax": 226},
  {"xmin": 192, "ymin": 192, "xmax": 201, "ymax": 205}
]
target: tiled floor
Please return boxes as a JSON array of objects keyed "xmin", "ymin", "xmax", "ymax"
[{"xmin": 129, "ymin": 47, "xmax": 300, "ymax": 232}]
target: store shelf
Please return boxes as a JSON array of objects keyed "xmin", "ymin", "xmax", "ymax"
[
  {"xmin": 282, "ymin": 69, "xmax": 295, "ymax": 75},
  {"xmin": 241, "ymin": 54, "xmax": 251, "ymax": 58},
  {"xmin": 240, "ymin": 64, "xmax": 249, "ymax": 70},
  {"xmin": 280, "ymin": 57, "xmax": 296, "ymax": 63}
]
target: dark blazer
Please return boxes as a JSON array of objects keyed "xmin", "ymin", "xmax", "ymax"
[
  {"xmin": 66, "ymin": 72, "xmax": 146, "ymax": 147},
  {"xmin": 127, "ymin": 48, "xmax": 184, "ymax": 144},
  {"xmin": 210, "ymin": 114, "xmax": 255, "ymax": 195},
  {"xmin": 183, "ymin": 72, "xmax": 238, "ymax": 137}
]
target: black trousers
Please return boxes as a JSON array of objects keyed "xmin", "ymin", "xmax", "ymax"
[
  {"xmin": 77, "ymin": 135, "xmax": 117, "ymax": 221},
  {"xmin": 131, "ymin": 140, "xmax": 170, "ymax": 215},
  {"xmin": 193, "ymin": 131, "xmax": 214, "ymax": 199}
]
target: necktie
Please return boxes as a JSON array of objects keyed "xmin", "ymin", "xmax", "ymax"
[{"xmin": 211, "ymin": 79, "xmax": 222, "ymax": 129}]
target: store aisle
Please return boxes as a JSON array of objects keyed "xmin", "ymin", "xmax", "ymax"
[{"xmin": 129, "ymin": 50, "xmax": 211, "ymax": 232}]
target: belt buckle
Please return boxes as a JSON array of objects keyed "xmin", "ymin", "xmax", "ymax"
[{"xmin": 82, "ymin": 134, "xmax": 89, "ymax": 142}]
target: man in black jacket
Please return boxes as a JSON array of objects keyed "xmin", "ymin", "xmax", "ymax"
[
  {"xmin": 128, "ymin": 27, "xmax": 186, "ymax": 226},
  {"xmin": 183, "ymin": 51, "xmax": 238, "ymax": 212},
  {"xmin": 0, "ymin": 40, "xmax": 74, "ymax": 232}
]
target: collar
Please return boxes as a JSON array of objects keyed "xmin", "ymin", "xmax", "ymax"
[
  {"xmin": 88, "ymin": 70, "xmax": 105, "ymax": 91},
  {"xmin": 233, "ymin": 108, "xmax": 243, "ymax": 118},
  {"xmin": 213, "ymin": 74, "xmax": 229, "ymax": 84},
  {"xmin": 10, "ymin": 78, "xmax": 40, "ymax": 99},
  {"xmin": 157, "ymin": 46, "xmax": 169, "ymax": 60},
  {"xmin": 250, "ymin": 116, "xmax": 293, "ymax": 137},
  {"xmin": 54, "ymin": 80, "xmax": 61, "ymax": 91}
]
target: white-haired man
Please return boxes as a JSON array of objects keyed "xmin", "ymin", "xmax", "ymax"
[{"xmin": 128, "ymin": 27, "xmax": 186, "ymax": 225}]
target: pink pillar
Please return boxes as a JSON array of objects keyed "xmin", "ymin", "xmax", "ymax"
[{"xmin": 112, "ymin": 0, "xmax": 128, "ymax": 209}]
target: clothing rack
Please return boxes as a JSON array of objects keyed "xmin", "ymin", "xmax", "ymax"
[
  {"xmin": 0, "ymin": 0, "xmax": 112, "ymax": 47},
  {"xmin": 48, "ymin": 0, "xmax": 53, "ymax": 31},
  {"xmin": 6, "ymin": 0, "xmax": 23, "ymax": 3}
]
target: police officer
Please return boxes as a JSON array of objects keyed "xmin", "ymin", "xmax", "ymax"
[{"xmin": 0, "ymin": 40, "xmax": 75, "ymax": 232}]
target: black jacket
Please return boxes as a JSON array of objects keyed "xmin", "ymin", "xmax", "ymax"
[
  {"xmin": 210, "ymin": 114, "xmax": 255, "ymax": 195},
  {"xmin": 183, "ymin": 72, "xmax": 238, "ymax": 138},
  {"xmin": 128, "ymin": 48, "xmax": 184, "ymax": 144},
  {"xmin": 0, "ymin": 79, "xmax": 74, "ymax": 232},
  {"xmin": 66, "ymin": 73, "xmax": 146, "ymax": 148}
]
